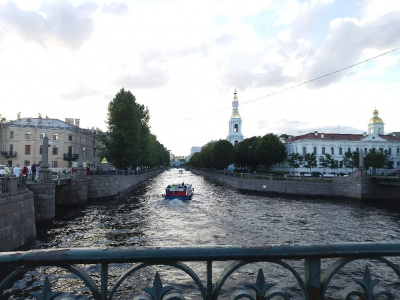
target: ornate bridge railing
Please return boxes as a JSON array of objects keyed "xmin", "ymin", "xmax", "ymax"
[{"xmin": 0, "ymin": 243, "xmax": 399, "ymax": 299}]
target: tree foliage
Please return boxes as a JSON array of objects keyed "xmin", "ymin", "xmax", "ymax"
[
  {"xmin": 287, "ymin": 153, "xmax": 303, "ymax": 172},
  {"xmin": 319, "ymin": 154, "xmax": 334, "ymax": 173},
  {"xmin": 254, "ymin": 134, "xmax": 286, "ymax": 170},
  {"xmin": 190, "ymin": 134, "xmax": 286, "ymax": 171},
  {"xmin": 364, "ymin": 148, "xmax": 386, "ymax": 171},
  {"xmin": 304, "ymin": 153, "xmax": 317, "ymax": 173},
  {"xmin": 189, "ymin": 140, "xmax": 235, "ymax": 169},
  {"xmin": 99, "ymin": 88, "xmax": 169, "ymax": 169},
  {"xmin": 343, "ymin": 150, "xmax": 359, "ymax": 171}
]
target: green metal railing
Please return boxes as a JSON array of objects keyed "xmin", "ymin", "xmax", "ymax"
[{"xmin": 0, "ymin": 243, "xmax": 399, "ymax": 299}]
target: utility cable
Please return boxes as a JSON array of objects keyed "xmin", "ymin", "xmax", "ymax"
[{"xmin": 158, "ymin": 47, "xmax": 400, "ymax": 126}]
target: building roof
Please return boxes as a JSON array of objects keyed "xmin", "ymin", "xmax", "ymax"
[
  {"xmin": 4, "ymin": 117, "xmax": 97, "ymax": 136},
  {"xmin": 286, "ymin": 132, "xmax": 400, "ymax": 143},
  {"xmin": 5, "ymin": 117, "xmax": 75, "ymax": 129}
]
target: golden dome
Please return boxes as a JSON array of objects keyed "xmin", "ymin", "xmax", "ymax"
[
  {"xmin": 369, "ymin": 117, "xmax": 383, "ymax": 124},
  {"xmin": 368, "ymin": 109, "xmax": 383, "ymax": 124}
]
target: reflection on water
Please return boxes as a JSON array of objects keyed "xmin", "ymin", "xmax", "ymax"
[{"xmin": 28, "ymin": 169, "xmax": 400, "ymax": 298}]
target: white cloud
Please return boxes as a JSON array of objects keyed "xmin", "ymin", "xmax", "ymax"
[{"xmin": 0, "ymin": 1, "xmax": 98, "ymax": 50}]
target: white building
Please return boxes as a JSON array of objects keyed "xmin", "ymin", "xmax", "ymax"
[
  {"xmin": 278, "ymin": 109, "xmax": 400, "ymax": 174},
  {"xmin": 227, "ymin": 89, "xmax": 244, "ymax": 146}
]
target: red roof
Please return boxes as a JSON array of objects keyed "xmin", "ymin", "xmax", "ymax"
[{"xmin": 286, "ymin": 132, "xmax": 400, "ymax": 142}]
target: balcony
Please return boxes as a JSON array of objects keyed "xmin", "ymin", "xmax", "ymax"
[
  {"xmin": 0, "ymin": 243, "xmax": 399, "ymax": 299},
  {"xmin": 0, "ymin": 151, "xmax": 17, "ymax": 158},
  {"xmin": 63, "ymin": 153, "xmax": 79, "ymax": 161}
]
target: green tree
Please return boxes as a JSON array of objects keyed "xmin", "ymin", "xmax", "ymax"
[
  {"xmin": 304, "ymin": 153, "xmax": 317, "ymax": 173},
  {"xmin": 383, "ymin": 150, "xmax": 394, "ymax": 170},
  {"xmin": 319, "ymin": 154, "xmax": 334, "ymax": 173},
  {"xmin": 254, "ymin": 133, "xmax": 286, "ymax": 170},
  {"xmin": 343, "ymin": 150, "xmax": 359, "ymax": 171},
  {"xmin": 364, "ymin": 148, "xmax": 385, "ymax": 173},
  {"xmin": 100, "ymin": 88, "xmax": 150, "ymax": 170},
  {"xmin": 212, "ymin": 140, "xmax": 235, "ymax": 170},
  {"xmin": 234, "ymin": 137, "xmax": 258, "ymax": 171},
  {"xmin": 287, "ymin": 153, "xmax": 303, "ymax": 173}
]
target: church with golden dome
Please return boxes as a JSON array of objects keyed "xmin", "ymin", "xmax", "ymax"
[{"xmin": 277, "ymin": 109, "xmax": 400, "ymax": 174}]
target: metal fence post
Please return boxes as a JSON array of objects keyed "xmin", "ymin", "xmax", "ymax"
[{"xmin": 305, "ymin": 258, "xmax": 322, "ymax": 300}]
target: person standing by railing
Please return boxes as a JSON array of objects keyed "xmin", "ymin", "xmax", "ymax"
[
  {"xmin": 31, "ymin": 163, "xmax": 37, "ymax": 181},
  {"xmin": 12, "ymin": 164, "xmax": 22, "ymax": 186}
]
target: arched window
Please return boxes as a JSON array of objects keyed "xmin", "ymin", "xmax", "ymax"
[
  {"xmin": 234, "ymin": 140, "xmax": 238, "ymax": 145},
  {"xmin": 234, "ymin": 124, "xmax": 239, "ymax": 132}
]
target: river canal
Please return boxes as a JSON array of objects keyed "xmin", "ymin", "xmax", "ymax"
[{"xmin": 8, "ymin": 169, "xmax": 400, "ymax": 298}]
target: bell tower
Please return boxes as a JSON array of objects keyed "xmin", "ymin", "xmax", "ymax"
[
  {"xmin": 368, "ymin": 109, "xmax": 384, "ymax": 135},
  {"xmin": 227, "ymin": 89, "xmax": 244, "ymax": 145}
]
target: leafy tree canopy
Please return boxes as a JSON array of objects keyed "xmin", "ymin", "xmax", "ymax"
[{"xmin": 100, "ymin": 88, "xmax": 169, "ymax": 169}]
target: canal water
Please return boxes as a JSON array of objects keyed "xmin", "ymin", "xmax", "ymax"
[{"xmin": 7, "ymin": 169, "xmax": 400, "ymax": 299}]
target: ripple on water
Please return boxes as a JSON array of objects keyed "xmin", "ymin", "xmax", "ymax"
[{"xmin": 23, "ymin": 169, "xmax": 400, "ymax": 299}]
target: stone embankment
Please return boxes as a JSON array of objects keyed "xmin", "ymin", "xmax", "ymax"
[
  {"xmin": 0, "ymin": 178, "xmax": 36, "ymax": 251},
  {"xmin": 190, "ymin": 168, "xmax": 399, "ymax": 201},
  {"xmin": 0, "ymin": 168, "xmax": 164, "ymax": 251}
]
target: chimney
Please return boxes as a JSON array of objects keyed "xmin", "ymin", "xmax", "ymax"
[
  {"xmin": 65, "ymin": 118, "xmax": 74, "ymax": 125},
  {"xmin": 75, "ymin": 119, "xmax": 80, "ymax": 128},
  {"xmin": 17, "ymin": 112, "xmax": 21, "ymax": 120},
  {"xmin": 38, "ymin": 113, "xmax": 42, "ymax": 123}
]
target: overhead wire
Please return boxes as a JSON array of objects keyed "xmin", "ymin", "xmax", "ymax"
[{"xmin": 158, "ymin": 47, "xmax": 400, "ymax": 127}]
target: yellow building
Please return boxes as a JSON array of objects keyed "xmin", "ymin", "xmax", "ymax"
[{"xmin": 0, "ymin": 113, "xmax": 103, "ymax": 171}]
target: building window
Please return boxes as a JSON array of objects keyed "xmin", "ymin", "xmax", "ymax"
[
  {"xmin": 52, "ymin": 146, "xmax": 58, "ymax": 155},
  {"xmin": 69, "ymin": 134, "xmax": 73, "ymax": 141},
  {"xmin": 25, "ymin": 131, "xmax": 31, "ymax": 139},
  {"xmin": 234, "ymin": 124, "xmax": 238, "ymax": 132},
  {"xmin": 9, "ymin": 144, "xmax": 13, "ymax": 152},
  {"xmin": 347, "ymin": 148, "xmax": 351, "ymax": 152},
  {"xmin": 52, "ymin": 161, "xmax": 58, "ymax": 168},
  {"xmin": 379, "ymin": 148, "xmax": 383, "ymax": 153},
  {"xmin": 25, "ymin": 145, "xmax": 31, "ymax": 154},
  {"xmin": 40, "ymin": 133, "xmax": 45, "ymax": 139},
  {"xmin": 53, "ymin": 133, "xmax": 59, "ymax": 140},
  {"xmin": 322, "ymin": 147, "xmax": 325, "ymax": 155},
  {"xmin": 389, "ymin": 148, "xmax": 392, "ymax": 155},
  {"xmin": 331, "ymin": 147, "xmax": 334, "ymax": 155},
  {"xmin": 9, "ymin": 131, "xmax": 14, "ymax": 138},
  {"xmin": 302, "ymin": 147, "xmax": 306, "ymax": 156},
  {"xmin": 364, "ymin": 148, "xmax": 368, "ymax": 154},
  {"xmin": 339, "ymin": 161, "xmax": 343, "ymax": 168},
  {"xmin": 397, "ymin": 148, "xmax": 399, "ymax": 155},
  {"xmin": 339, "ymin": 148, "xmax": 343, "ymax": 155},
  {"xmin": 356, "ymin": 148, "xmax": 359, "ymax": 152},
  {"xmin": 40, "ymin": 146, "xmax": 43, "ymax": 155},
  {"xmin": 313, "ymin": 147, "xmax": 317, "ymax": 154}
]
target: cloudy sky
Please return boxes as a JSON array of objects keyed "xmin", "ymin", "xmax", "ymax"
[{"xmin": 1, "ymin": 0, "xmax": 399, "ymax": 156}]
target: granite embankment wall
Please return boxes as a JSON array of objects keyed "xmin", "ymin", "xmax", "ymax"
[
  {"xmin": 86, "ymin": 169, "xmax": 164, "ymax": 200},
  {"xmin": 55, "ymin": 168, "xmax": 164, "ymax": 205},
  {"xmin": 190, "ymin": 168, "xmax": 374, "ymax": 200},
  {"xmin": 0, "ymin": 179, "xmax": 36, "ymax": 251}
]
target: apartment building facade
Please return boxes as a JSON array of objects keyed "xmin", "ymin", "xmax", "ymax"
[{"xmin": 0, "ymin": 113, "xmax": 103, "ymax": 171}]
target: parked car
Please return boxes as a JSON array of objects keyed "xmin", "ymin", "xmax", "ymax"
[{"xmin": 311, "ymin": 172, "xmax": 322, "ymax": 177}]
